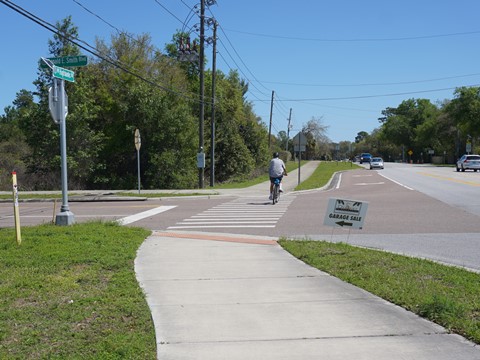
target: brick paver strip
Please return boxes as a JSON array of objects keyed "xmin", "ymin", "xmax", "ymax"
[{"xmin": 153, "ymin": 231, "xmax": 277, "ymax": 245}]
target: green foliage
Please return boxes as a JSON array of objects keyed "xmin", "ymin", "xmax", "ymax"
[
  {"xmin": 0, "ymin": 20, "xmax": 272, "ymax": 190},
  {"xmin": 447, "ymin": 87, "xmax": 480, "ymax": 143},
  {"xmin": 210, "ymin": 70, "xmax": 267, "ymax": 182}
]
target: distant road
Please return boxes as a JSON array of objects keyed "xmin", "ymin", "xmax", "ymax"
[
  {"xmin": 287, "ymin": 162, "xmax": 480, "ymax": 271},
  {"xmin": 2, "ymin": 161, "xmax": 480, "ymax": 271},
  {"xmin": 372, "ymin": 162, "xmax": 480, "ymax": 217}
]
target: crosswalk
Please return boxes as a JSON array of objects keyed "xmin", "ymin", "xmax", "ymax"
[{"xmin": 167, "ymin": 196, "xmax": 295, "ymax": 230}]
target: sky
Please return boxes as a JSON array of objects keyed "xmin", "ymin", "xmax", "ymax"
[{"xmin": 1, "ymin": 0, "xmax": 480, "ymax": 143}]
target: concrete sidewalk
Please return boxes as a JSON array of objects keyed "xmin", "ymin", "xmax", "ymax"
[
  {"xmin": 134, "ymin": 162, "xmax": 480, "ymax": 358},
  {"xmin": 135, "ymin": 231, "xmax": 480, "ymax": 359}
]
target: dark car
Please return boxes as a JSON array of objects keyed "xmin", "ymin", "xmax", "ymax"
[
  {"xmin": 360, "ymin": 153, "xmax": 372, "ymax": 164},
  {"xmin": 456, "ymin": 154, "xmax": 480, "ymax": 172}
]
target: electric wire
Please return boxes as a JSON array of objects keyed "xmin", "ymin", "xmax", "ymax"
[
  {"xmin": 259, "ymin": 73, "xmax": 480, "ymax": 88},
  {"xmin": 265, "ymin": 84, "xmax": 480, "ymax": 102},
  {"xmin": 1, "ymin": 0, "xmax": 203, "ymax": 104},
  {"xmin": 223, "ymin": 28, "xmax": 480, "ymax": 42},
  {"xmin": 72, "ymin": 0, "xmax": 164, "ymax": 62}
]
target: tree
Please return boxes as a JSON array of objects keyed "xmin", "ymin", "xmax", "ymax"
[
  {"xmin": 0, "ymin": 96, "xmax": 32, "ymax": 190},
  {"xmin": 91, "ymin": 32, "xmax": 198, "ymax": 189},
  {"xmin": 302, "ymin": 117, "xmax": 330, "ymax": 159},
  {"xmin": 446, "ymin": 87, "xmax": 480, "ymax": 155},
  {"xmin": 379, "ymin": 98, "xmax": 440, "ymax": 161},
  {"xmin": 355, "ymin": 131, "xmax": 369, "ymax": 143}
]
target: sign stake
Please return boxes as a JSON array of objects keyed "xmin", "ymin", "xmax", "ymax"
[{"xmin": 11, "ymin": 172, "xmax": 21, "ymax": 245}]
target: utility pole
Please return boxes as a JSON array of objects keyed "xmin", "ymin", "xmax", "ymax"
[
  {"xmin": 286, "ymin": 108, "xmax": 292, "ymax": 151},
  {"xmin": 268, "ymin": 90, "xmax": 274, "ymax": 148},
  {"xmin": 198, "ymin": 0, "xmax": 205, "ymax": 188},
  {"xmin": 209, "ymin": 19, "xmax": 217, "ymax": 187}
]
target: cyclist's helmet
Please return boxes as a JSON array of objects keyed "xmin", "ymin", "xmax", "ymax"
[{"xmin": 273, "ymin": 152, "xmax": 279, "ymax": 158}]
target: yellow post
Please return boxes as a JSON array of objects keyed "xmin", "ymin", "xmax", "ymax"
[{"xmin": 12, "ymin": 172, "xmax": 21, "ymax": 245}]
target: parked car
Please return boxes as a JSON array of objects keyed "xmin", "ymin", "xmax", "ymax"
[
  {"xmin": 370, "ymin": 157, "xmax": 384, "ymax": 170},
  {"xmin": 456, "ymin": 154, "xmax": 480, "ymax": 172},
  {"xmin": 360, "ymin": 153, "xmax": 372, "ymax": 164}
]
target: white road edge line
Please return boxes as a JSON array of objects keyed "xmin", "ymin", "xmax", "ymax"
[
  {"xmin": 167, "ymin": 225, "xmax": 276, "ymax": 229},
  {"xmin": 117, "ymin": 205, "xmax": 177, "ymax": 225},
  {"xmin": 378, "ymin": 173, "xmax": 414, "ymax": 190},
  {"xmin": 336, "ymin": 173, "xmax": 342, "ymax": 189}
]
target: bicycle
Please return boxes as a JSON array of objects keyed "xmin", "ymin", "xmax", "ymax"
[{"xmin": 272, "ymin": 178, "xmax": 281, "ymax": 205}]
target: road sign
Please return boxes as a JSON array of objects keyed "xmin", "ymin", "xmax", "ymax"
[
  {"xmin": 323, "ymin": 198, "xmax": 368, "ymax": 229},
  {"xmin": 293, "ymin": 132, "xmax": 307, "ymax": 152},
  {"xmin": 466, "ymin": 142, "xmax": 472, "ymax": 153},
  {"xmin": 292, "ymin": 132, "xmax": 307, "ymax": 146},
  {"xmin": 134, "ymin": 129, "xmax": 141, "ymax": 151},
  {"xmin": 40, "ymin": 55, "xmax": 88, "ymax": 68},
  {"xmin": 48, "ymin": 83, "xmax": 68, "ymax": 124},
  {"xmin": 197, "ymin": 152, "xmax": 205, "ymax": 168},
  {"xmin": 53, "ymin": 66, "xmax": 75, "ymax": 82}
]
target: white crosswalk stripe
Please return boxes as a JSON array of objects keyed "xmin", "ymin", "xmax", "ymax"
[{"xmin": 167, "ymin": 196, "xmax": 294, "ymax": 229}]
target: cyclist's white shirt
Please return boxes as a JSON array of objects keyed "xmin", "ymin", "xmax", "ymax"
[{"xmin": 269, "ymin": 158, "xmax": 285, "ymax": 178}]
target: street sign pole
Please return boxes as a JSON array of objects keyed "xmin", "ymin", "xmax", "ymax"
[
  {"xmin": 41, "ymin": 57, "xmax": 75, "ymax": 225},
  {"xmin": 135, "ymin": 129, "xmax": 141, "ymax": 194},
  {"xmin": 42, "ymin": 57, "xmax": 75, "ymax": 225},
  {"xmin": 55, "ymin": 78, "xmax": 75, "ymax": 226},
  {"xmin": 293, "ymin": 132, "xmax": 307, "ymax": 185},
  {"xmin": 298, "ymin": 134, "xmax": 301, "ymax": 185}
]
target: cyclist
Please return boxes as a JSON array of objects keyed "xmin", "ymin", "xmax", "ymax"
[{"xmin": 269, "ymin": 152, "xmax": 287, "ymax": 200}]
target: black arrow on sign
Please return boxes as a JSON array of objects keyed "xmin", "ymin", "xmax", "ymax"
[{"xmin": 336, "ymin": 221, "xmax": 353, "ymax": 227}]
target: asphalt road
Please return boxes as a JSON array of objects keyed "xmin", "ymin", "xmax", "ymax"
[{"xmin": 1, "ymin": 162, "xmax": 479, "ymax": 270}]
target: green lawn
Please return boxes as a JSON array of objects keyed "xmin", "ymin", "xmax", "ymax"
[
  {"xmin": 279, "ymin": 240, "xmax": 480, "ymax": 344},
  {"xmin": 0, "ymin": 222, "xmax": 156, "ymax": 359},
  {"xmin": 294, "ymin": 161, "xmax": 359, "ymax": 191}
]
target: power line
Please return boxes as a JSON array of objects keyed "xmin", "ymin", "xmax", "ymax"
[
  {"xmin": 258, "ymin": 73, "xmax": 480, "ymax": 88},
  {"xmin": 151, "ymin": 0, "xmax": 185, "ymax": 25},
  {"xmin": 0, "ymin": 0, "xmax": 201, "ymax": 104},
  {"xmin": 223, "ymin": 28, "xmax": 480, "ymax": 42},
  {"xmin": 260, "ymin": 84, "xmax": 480, "ymax": 102},
  {"xmin": 207, "ymin": 7, "xmax": 272, "ymax": 96}
]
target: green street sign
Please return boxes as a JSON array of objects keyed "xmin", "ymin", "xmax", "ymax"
[
  {"xmin": 53, "ymin": 66, "xmax": 75, "ymax": 82},
  {"xmin": 40, "ymin": 55, "xmax": 88, "ymax": 68}
]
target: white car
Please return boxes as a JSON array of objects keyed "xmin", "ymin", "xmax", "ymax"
[
  {"xmin": 456, "ymin": 154, "xmax": 480, "ymax": 172},
  {"xmin": 370, "ymin": 157, "xmax": 384, "ymax": 170}
]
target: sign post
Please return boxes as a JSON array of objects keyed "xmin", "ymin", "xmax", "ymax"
[
  {"xmin": 292, "ymin": 132, "xmax": 307, "ymax": 185},
  {"xmin": 42, "ymin": 57, "xmax": 76, "ymax": 225},
  {"xmin": 55, "ymin": 77, "xmax": 75, "ymax": 225},
  {"xmin": 135, "ymin": 129, "xmax": 141, "ymax": 194},
  {"xmin": 11, "ymin": 172, "xmax": 21, "ymax": 245}
]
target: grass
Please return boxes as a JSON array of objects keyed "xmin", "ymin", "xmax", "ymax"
[
  {"xmin": 116, "ymin": 192, "xmax": 213, "ymax": 198},
  {"xmin": 0, "ymin": 193, "xmax": 79, "ymax": 200},
  {"xmin": 295, "ymin": 161, "xmax": 359, "ymax": 191},
  {"xmin": 212, "ymin": 160, "xmax": 306, "ymax": 189},
  {"xmin": 279, "ymin": 240, "xmax": 480, "ymax": 344},
  {"xmin": 0, "ymin": 222, "xmax": 156, "ymax": 359}
]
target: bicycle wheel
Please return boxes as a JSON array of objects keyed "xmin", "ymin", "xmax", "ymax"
[{"xmin": 272, "ymin": 184, "xmax": 279, "ymax": 205}]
